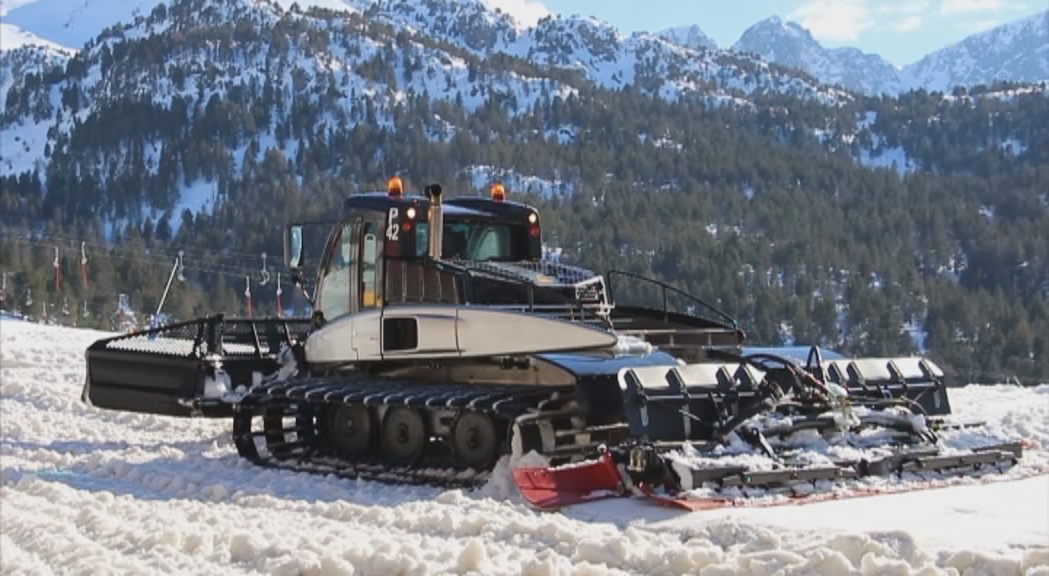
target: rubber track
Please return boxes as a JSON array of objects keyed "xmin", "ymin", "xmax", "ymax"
[
  {"xmin": 244, "ymin": 375, "xmax": 573, "ymax": 417},
  {"xmin": 233, "ymin": 375, "xmax": 577, "ymax": 489},
  {"xmin": 244, "ymin": 453, "xmax": 494, "ymax": 490}
]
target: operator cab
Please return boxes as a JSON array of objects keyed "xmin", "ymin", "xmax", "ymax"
[{"xmin": 285, "ymin": 179, "xmax": 543, "ymax": 323}]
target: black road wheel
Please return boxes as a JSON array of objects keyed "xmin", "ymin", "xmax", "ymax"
[
  {"xmin": 324, "ymin": 403, "xmax": 373, "ymax": 455},
  {"xmin": 381, "ymin": 407, "xmax": 426, "ymax": 464},
  {"xmin": 451, "ymin": 411, "xmax": 499, "ymax": 470}
]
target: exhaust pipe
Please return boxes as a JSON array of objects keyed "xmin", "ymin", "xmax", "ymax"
[{"xmin": 426, "ymin": 184, "xmax": 443, "ymax": 260}]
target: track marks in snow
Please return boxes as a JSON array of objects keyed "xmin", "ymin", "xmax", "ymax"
[{"xmin": 2, "ymin": 320, "xmax": 1048, "ymax": 576}]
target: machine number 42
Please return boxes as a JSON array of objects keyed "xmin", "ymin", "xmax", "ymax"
[{"xmin": 386, "ymin": 208, "xmax": 400, "ymax": 242}]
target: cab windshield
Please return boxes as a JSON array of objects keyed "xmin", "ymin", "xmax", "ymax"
[{"xmin": 415, "ymin": 220, "xmax": 523, "ymax": 261}]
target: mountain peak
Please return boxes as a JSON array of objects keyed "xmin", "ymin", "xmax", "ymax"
[
  {"xmin": 655, "ymin": 24, "xmax": 716, "ymax": 52},
  {"xmin": 902, "ymin": 9, "xmax": 1049, "ymax": 93},
  {"xmin": 733, "ymin": 15, "xmax": 903, "ymax": 95},
  {"xmin": 747, "ymin": 16, "xmax": 809, "ymax": 39}
]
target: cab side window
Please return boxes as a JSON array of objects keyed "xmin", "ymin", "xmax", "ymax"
[
  {"xmin": 318, "ymin": 224, "xmax": 354, "ymax": 320},
  {"xmin": 361, "ymin": 222, "xmax": 381, "ymax": 308}
]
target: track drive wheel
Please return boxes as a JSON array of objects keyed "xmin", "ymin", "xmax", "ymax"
[
  {"xmin": 382, "ymin": 407, "xmax": 426, "ymax": 465},
  {"xmin": 451, "ymin": 411, "xmax": 499, "ymax": 470},
  {"xmin": 324, "ymin": 403, "xmax": 373, "ymax": 456}
]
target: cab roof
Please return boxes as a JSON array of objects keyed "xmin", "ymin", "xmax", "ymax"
[{"xmin": 340, "ymin": 192, "xmax": 538, "ymax": 222}]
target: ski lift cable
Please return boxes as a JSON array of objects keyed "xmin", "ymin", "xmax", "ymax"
[
  {"xmin": 19, "ymin": 230, "xmax": 280, "ymax": 263},
  {"xmin": 0, "ymin": 236, "xmax": 269, "ymax": 280},
  {"xmin": 0, "ymin": 237, "xmax": 241, "ymax": 277},
  {"xmin": 0, "ymin": 233, "xmax": 275, "ymax": 276},
  {"xmin": 93, "ymin": 239, "xmax": 266, "ymax": 274}
]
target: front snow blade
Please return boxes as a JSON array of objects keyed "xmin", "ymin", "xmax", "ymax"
[
  {"xmin": 512, "ymin": 453, "xmax": 626, "ymax": 510},
  {"xmin": 82, "ymin": 315, "xmax": 310, "ymax": 417}
]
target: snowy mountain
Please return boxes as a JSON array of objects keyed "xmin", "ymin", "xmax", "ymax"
[
  {"xmin": 731, "ymin": 16, "xmax": 905, "ymax": 95},
  {"xmin": 728, "ymin": 12, "xmax": 1049, "ymax": 96},
  {"xmin": 656, "ymin": 24, "xmax": 716, "ymax": 52},
  {"xmin": 0, "ymin": 0, "xmax": 847, "ymax": 183},
  {"xmin": 4, "ymin": 0, "xmax": 1045, "ymax": 100},
  {"xmin": 903, "ymin": 10, "xmax": 1049, "ymax": 94}
]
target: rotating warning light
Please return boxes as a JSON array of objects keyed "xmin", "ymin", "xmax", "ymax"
[
  {"xmin": 387, "ymin": 176, "xmax": 403, "ymax": 197},
  {"xmin": 490, "ymin": 181, "xmax": 506, "ymax": 202}
]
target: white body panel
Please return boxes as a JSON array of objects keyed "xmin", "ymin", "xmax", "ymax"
[
  {"xmin": 304, "ymin": 305, "xmax": 619, "ymax": 365},
  {"xmin": 385, "ymin": 307, "xmax": 460, "ymax": 357}
]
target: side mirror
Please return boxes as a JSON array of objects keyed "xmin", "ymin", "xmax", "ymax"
[{"xmin": 284, "ymin": 225, "xmax": 304, "ymax": 270}]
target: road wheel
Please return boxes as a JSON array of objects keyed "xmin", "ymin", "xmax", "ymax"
[
  {"xmin": 324, "ymin": 403, "xmax": 373, "ymax": 456},
  {"xmin": 451, "ymin": 411, "xmax": 499, "ymax": 470},
  {"xmin": 381, "ymin": 407, "xmax": 426, "ymax": 464}
]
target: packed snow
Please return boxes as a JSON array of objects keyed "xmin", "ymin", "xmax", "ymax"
[{"xmin": 2, "ymin": 319, "xmax": 1048, "ymax": 575}]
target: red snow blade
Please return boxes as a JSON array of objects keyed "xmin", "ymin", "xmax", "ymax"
[{"xmin": 512, "ymin": 453, "xmax": 626, "ymax": 510}]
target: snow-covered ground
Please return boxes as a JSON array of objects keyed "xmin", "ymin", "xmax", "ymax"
[{"xmin": 1, "ymin": 320, "xmax": 1047, "ymax": 575}]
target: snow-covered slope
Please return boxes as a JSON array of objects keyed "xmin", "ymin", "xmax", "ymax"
[
  {"xmin": 0, "ymin": 44, "xmax": 72, "ymax": 175},
  {"xmin": 1, "ymin": 0, "xmax": 165, "ymax": 51},
  {"xmin": 2, "ymin": 320, "xmax": 1049, "ymax": 574},
  {"xmin": 732, "ymin": 16, "xmax": 903, "ymax": 95},
  {"xmin": 0, "ymin": 22, "xmax": 72, "ymax": 52},
  {"xmin": 903, "ymin": 10, "xmax": 1049, "ymax": 94},
  {"xmin": 0, "ymin": 0, "xmax": 361, "ymax": 51}
]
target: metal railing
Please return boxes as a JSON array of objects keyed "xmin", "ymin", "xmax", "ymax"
[
  {"xmin": 605, "ymin": 269, "xmax": 738, "ymax": 328},
  {"xmin": 94, "ymin": 314, "xmax": 312, "ymax": 359}
]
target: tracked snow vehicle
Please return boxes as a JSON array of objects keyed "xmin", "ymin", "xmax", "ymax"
[{"xmin": 82, "ymin": 179, "xmax": 1024, "ymax": 509}]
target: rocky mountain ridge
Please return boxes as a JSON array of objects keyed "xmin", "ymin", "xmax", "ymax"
[
  {"xmin": 3, "ymin": 0, "xmax": 1046, "ymax": 97},
  {"xmin": 730, "ymin": 11, "xmax": 1048, "ymax": 95}
]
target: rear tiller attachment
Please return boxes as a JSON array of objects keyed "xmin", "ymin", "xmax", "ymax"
[{"xmin": 512, "ymin": 349, "xmax": 1024, "ymax": 511}]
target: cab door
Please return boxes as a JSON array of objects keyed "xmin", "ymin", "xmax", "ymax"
[
  {"xmin": 332, "ymin": 216, "xmax": 387, "ymax": 361},
  {"xmin": 315, "ymin": 219, "xmax": 360, "ymax": 322}
]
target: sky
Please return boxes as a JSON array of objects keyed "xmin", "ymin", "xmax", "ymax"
[{"xmin": 486, "ymin": 0, "xmax": 1047, "ymax": 66}]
